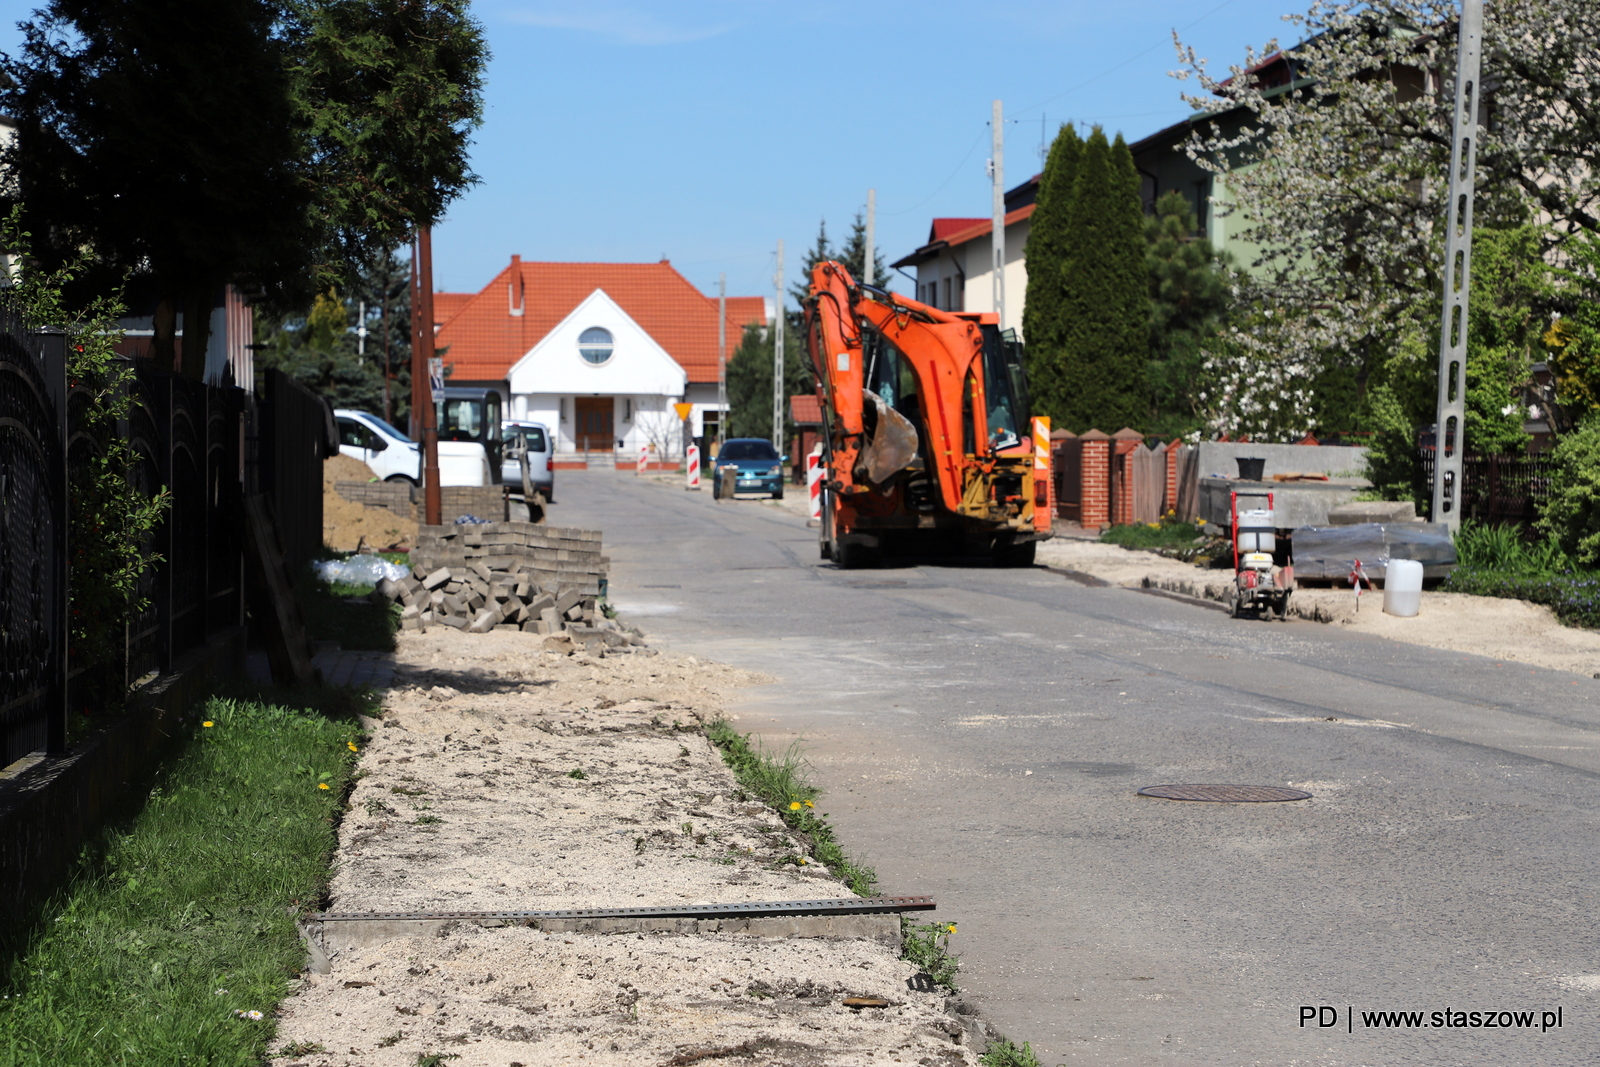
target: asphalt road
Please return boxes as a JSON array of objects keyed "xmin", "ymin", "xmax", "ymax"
[{"xmin": 545, "ymin": 468, "xmax": 1600, "ymax": 1066}]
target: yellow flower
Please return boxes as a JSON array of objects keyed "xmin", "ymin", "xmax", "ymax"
[
  {"xmin": 317, "ymin": 783, "xmax": 330, "ymax": 791},
  {"xmin": 347, "ymin": 742, "xmax": 358, "ymax": 752},
  {"xmin": 202, "ymin": 721, "xmax": 214, "ymax": 728},
  {"xmin": 947, "ymin": 923, "xmax": 957, "ymax": 935},
  {"xmin": 788, "ymin": 801, "xmax": 802, "ymax": 811},
  {"xmin": 803, "ymin": 799, "xmax": 815, "ymax": 809}
]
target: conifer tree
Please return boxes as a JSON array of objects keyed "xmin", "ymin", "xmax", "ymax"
[
  {"xmin": 1145, "ymin": 191, "xmax": 1230, "ymax": 436},
  {"xmin": 1021, "ymin": 123, "xmax": 1084, "ymax": 423},
  {"xmin": 840, "ymin": 211, "xmax": 888, "ymax": 288},
  {"xmin": 1056, "ymin": 128, "xmax": 1147, "ymax": 432}
]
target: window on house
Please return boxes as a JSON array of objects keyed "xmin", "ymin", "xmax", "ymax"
[
  {"xmin": 943, "ymin": 278, "xmax": 952, "ymax": 310},
  {"xmin": 578, "ymin": 326, "xmax": 614, "ymax": 365},
  {"xmin": 1194, "ymin": 179, "xmax": 1209, "ymax": 237},
  {"xmin": 623, "ymin": 398, "xmax": 633, "ymax": 421}
]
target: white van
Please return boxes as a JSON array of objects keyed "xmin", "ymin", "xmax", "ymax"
[{"xmin": 334, "ymin": 409, "xmax": 492, "ymax": 487}]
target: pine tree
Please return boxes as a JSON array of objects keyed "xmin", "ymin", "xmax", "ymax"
[
  {"xmin": 725, "ymin": 323, "xmax": 812, "ymax": 441},
  {"xmin": 1145, "ymin": 192, "xmax": 1230, "ymax": 436},
  {"xmin": 840, "ymin": 212, "xmax": 888, "ymax": 288},
  {"xmin": 1021, "ymin": 123, "xmax": 1084, "ymax": 424},
  {"xmin": 1055, "ymin": 127, "xmax": 1147, "ymax": 432}
]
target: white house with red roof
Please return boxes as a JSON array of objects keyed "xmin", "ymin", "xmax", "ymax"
[
  {"xmin": 433, "ymin": 255, "xmax": 766, "ymax": 458},
  {"xmin": 891, "ymin": 175, "xmax": 1038, "ymax": 336}
]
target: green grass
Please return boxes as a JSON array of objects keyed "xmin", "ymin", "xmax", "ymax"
[
  {"xmin": 1099, "ymin": 516, "xmax": 1219, "ymax": 562},
  {"xmin": 901, "ymin": 919, "xmax": 961, "ymax": 992},
  {"xmin": 299, "ymin": 565, "xmax": 400, "ymax": 653},
  {"xmin": 0, "ymin": 685, "xmax": 371, "ymax": 1066},
  {"xmin": 979, "ymin": 1037, "xmax": 1043, "ymax": 1066},
  {"xmin": 703, "ymin": 720, "xmax": 877, "ymax": 896}
]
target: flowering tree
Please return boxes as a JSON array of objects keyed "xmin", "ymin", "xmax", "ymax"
[{"xmin": 1173, "ymin": 0, "xmax": 1600, "ymax": 441}]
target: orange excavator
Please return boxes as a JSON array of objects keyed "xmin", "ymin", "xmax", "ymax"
[{"xmin": 804, "ymin": 260, "xmax": 1052, "ymax": 568}]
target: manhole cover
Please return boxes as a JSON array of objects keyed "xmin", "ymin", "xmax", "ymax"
[{"xmin": 1137, "ymin": 784, "xmax": 1312, "ymax": 803}]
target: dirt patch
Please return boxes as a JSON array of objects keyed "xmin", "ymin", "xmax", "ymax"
[
  {"xmin": 269, "ymin": 629, "xmax": 981, "ymax": 1066},
  {"xmin": 1039, "ymin": 537, "xmax": 1600, "ymax": 676},
  {"xmin": 324, "ymin": 454, "xmax": 418, "ymax": 552}
]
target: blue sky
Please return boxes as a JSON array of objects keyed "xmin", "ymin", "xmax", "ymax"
[{"xmin": 0, "ymin": 0, "xmax": 1307, "ymax": 303}]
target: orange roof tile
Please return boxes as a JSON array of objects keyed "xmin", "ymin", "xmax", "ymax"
[
  {"xmin": 790, "ymin": 394, "xmax": 822, "ymax": 424},
  {"xmin": 436, "ymin": 258, "xmax": 764, "ymax": 384},
  {"xmin": 939, "ymin": 205, "xmax": 1036, "ymax": 249},
  {"xmin": 433, "ymin": 292, "xmax": 473, "ymax": 325},
  {"xmin": 929, "ymin": 218, "xmax": 987, "ymax": 242}
]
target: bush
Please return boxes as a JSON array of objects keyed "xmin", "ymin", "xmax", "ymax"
[
  {"xmin": 1440, "ymin": 569, "xmax": 1600, "ymax": 629},
  {"xmin": 1538, "ymin": 419, "xmax": 1600, "ymax": 565}
]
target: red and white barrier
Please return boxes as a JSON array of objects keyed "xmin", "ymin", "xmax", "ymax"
[
  {"xmin": 686, "ymin": 444, "xmax": 701, "ymax": 490},
  {"xmin": 1031, "ymin": 416, "xmax": 1053, "ymax": 531},
  {"xmin": 637, "ymin": 444, "xmax": 648, "ymax": 474},
  {"xmin": 806, "ymin": 446, "xmax": 824, "ymax": 521}
]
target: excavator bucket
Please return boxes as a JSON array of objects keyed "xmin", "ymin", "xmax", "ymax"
[{"xmin": 859, "ymin": 389, "xmax": 919, "ymax": 486}]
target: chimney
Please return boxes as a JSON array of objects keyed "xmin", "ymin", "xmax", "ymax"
[{"xmin": 508, "ymin": 255, "xmax": 524, "ymax": 317}]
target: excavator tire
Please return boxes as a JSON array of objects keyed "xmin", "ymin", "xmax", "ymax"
[
  {"xmin": 991, "ymin": 537, "xmax": 1037, "ymax": 568},
  {"xmin": 835, "ymin": 540, "xmax": 877, "ymax": 570}
]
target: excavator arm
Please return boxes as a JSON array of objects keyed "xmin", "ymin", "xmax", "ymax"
[{"xmin": 806, "ymin": 260, "xmax": 1030, "ymax": 517}]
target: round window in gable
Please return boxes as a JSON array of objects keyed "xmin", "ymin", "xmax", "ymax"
[{"xmin": 578, "ymin": 326, "xmax": 614, "ymax": 365}]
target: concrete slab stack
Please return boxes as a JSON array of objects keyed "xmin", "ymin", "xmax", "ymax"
[{"xmin": 370, "ymin": 522, "xmax": 644, "ymax": 654}]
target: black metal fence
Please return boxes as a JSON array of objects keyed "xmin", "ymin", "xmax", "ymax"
[
  {"xmin": 0, "ymin": 314, "xmax": 67, "ymax": 767},
  {"xmin": 1419, "ymin": 450, "xmax": 1555, "ymax": 526},
  {"xmin": 257, "ymin": 369, "xmax": 331, "ymax": 576},
  {"xmin": 1, "ymin": 312, "xmax": 251, "ymax": 768}
]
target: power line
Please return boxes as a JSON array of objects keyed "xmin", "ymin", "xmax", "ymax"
[{"xmin": 1012, "ymin": 0, "xmax": 1246, "ymax": 117}]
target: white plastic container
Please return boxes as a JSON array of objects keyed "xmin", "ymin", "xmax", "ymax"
[
  {"xmin": 1383, "ymin": 558, "xmax": 1423, "ymax": 617},
  {"xmin": 1236, "ymin": 508, "xmax": 1276, "ymax": 553}
]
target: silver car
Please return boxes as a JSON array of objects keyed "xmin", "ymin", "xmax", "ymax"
[{"xmin": 502, "ymin": 420, "xmax": 554, "ymax": 501}]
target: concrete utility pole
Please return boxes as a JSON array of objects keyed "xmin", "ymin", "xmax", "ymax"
[
  {"xmin": 1432, "ymin": 0, "xmax": 1482, "ymax": 532},
  {"xmin": 773, "ymin": 239, "xmax": 785, "ymax": 450},
  {"xmin": 864, "ymin": 189, "xmax": 876, "ymax": 287},
  {"xmin": 717, "ymin": 272, "xmax": 727, "ymax": 448},
  {"xmin": 991, "ymin": 99, "xmax": 1006, "ymax": 331}
]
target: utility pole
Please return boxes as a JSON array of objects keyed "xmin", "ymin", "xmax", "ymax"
[
  {"xmin": 772, "ymin": 240, "xmax": 785, "ymax": 451},
  {"xmin": 1432, "ymin": 0, "xmax": 1482, "ymax": 532},
  {"xmin": 717, "ymin": 273, "xmax": 727, "ymax": 449},
  {"xmin": 409, "ymin": 247, "xmax": 422, "ymax": 440},
  {"xmin": 991, "ymin": 99, "xmax": 1006, "ymax": 331},
  {"xmin": 381, "ymin": 284, "xmax": 392, "ymax": 425},
  {"xmin": 864, "ymin": 188, "xmax": 876, "ymax": 286},
  {"xmin": 416, "ymin": 227, "xmax": 441, "ymax": 526}
]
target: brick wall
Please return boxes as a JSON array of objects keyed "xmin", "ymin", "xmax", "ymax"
[
  {"xmin": 335, "ymin": 480, "xmax": 414, "ymax": 520},
  {"xmin": 441, "ymin": 485, "xmax": 508, "ymax": 522}
]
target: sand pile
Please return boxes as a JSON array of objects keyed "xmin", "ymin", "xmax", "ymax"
[
  {"xmin": 268, "ymin": 630, "xmax": 984, "ymax": 1067},
  {"xmin": 324, "ymin": 454, "xmax": 418, "ymax": 552}
]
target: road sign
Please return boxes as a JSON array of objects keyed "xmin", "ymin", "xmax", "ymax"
[{"xmin": 673, "ymin": 402, "xmax": 693, "ymax": 421}]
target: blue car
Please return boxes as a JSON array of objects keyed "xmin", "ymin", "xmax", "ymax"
[{"xmin": 712, "ymin": 438, "xmax": 786, "ymax": 498}]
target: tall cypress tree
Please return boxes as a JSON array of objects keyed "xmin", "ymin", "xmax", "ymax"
[
  {"xmin": 1022, "ymin": 123, "xmax": 1084, "ymax": 423},
  {"xmin": 1056, "ymin": 128, "xmax": 1147, "ymax": 432}
]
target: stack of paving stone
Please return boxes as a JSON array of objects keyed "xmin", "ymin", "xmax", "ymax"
[{"xmin": 371, "ymin": 522, "xmax": 647, "ymax": 653}]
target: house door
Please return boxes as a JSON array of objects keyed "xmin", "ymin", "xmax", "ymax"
[{"xmin": 574, "ymin": 397, "xmax": 613, "ymax": 452}]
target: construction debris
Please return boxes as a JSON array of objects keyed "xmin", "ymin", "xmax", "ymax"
[{"xmin": 369, "ymin": 521, "xmax": 648, "ymax": 654}]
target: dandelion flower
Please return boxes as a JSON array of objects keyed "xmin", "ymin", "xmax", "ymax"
[
  {"xmin": 202, "ymin": 721, "xmax": 214, "ymax": 728},
  {"xmin": 803, "ymin": 799, "xmax": 815, "ymax": 809},
  {"xmin": 947, "ymin": 924, "xmax": 958, "ymax": 934},
  {"xmin": 347, "ymin": 741, "xmax": 359, "ymax": 752},
  {"xmin": 788, "ymin": 801, "xmax": 802, "ymax": 811},
  {"xmin": 318, "ymin": 783, "xmax": 330, "ymax": 791}
]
